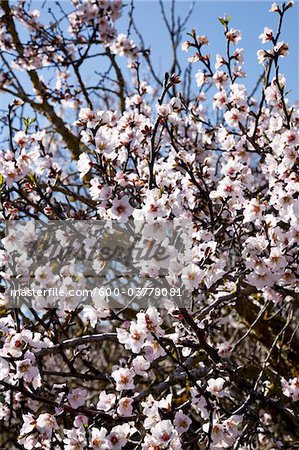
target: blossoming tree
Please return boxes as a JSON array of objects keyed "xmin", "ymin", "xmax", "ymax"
[{"xmin": 0, "ymin": 0, "xmax": 298, "ymax": 449}]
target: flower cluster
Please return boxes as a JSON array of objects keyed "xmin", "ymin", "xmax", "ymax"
[{"xmin": 0, "ymin": 1, "xmax": 298, "ymax": 449}]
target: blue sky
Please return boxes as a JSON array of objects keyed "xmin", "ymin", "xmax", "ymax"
[
  {"xmin": 2, "ymin": 0, "xmax": 298, "ymax": 113},
  {"xmin": 120, "ymin": 0, "xmax": 298, "ymax": 101}
]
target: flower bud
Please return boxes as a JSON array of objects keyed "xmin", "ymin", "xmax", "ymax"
[
  {"xmin": 12, "ymin": 99, "xmax": 24, "ymax": 107},
  {"xmin": 170, "ymin": 73, "xmax": 181, "ymax": 84}
]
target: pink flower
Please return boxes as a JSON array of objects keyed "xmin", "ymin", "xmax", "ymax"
[
  {"xmin": 78, "ymin": 153, "xmax": 92, "ymax": 178},
  {"xmin": 110, "ymin": 34, "xmax": 137, "ymax": 59},
  {"xmin": 203, "ymin": 421, "xmax": 226, "ymax": 446},
  {"xmin": 215, "ymin": 53, "xmax": 226, "ymax": 69},
  {"xmin": 81, "ymin": 304, "xmax": 109, "ymax": 328},
  {"xmin": 213, "ymin": 90, "xmax": 228, "ymax": 110},
  {"xmin": 226, "ymin": 29, "xmax": 242, "ymax": 45},
  {"xmin": 259, "ymin": 27, "xmax": 274, "ymax": 43},
  {"xmin": 64, "ymin": 427, "xmax": 86, "ymax": 450},
  {"xmin": 16, "ymin": 359, "xmax": 40, "ymax": 384},
  {"xmin": 174, "ymin": 411, "xmax": 192, "ymax": 434},
  {"xmin": 136, "ymin": 307, "xmax": 164, "ymax": 336},
  {"xmin": 68, "ymin": 388, "xmax": 87, "ymax": 409},
  {"xmin": 109, "ymin": 196, "xmax": 134, "ymax": 222},
  {"xmin": 14, "ymin": 131, "xmax": 29, "ymax": 148},
  {"xmin": 206, "ymin": 377, "xmax": 227, "ymax": 397},
  {"xmin": 181, "ymin": 264, "xmax": 204, "ymax": 290},
  {"xmin": 281, "ymin": 377, "xmax": 299, "ymax": 402},
  {"xmin": 195, "ymin": 70, "xmax": 209, "ymax": 87},
  {"xmin": 269, "ymin": 2, "xmax": 280, "ymax": 12},
  {"xmin": 108, "ymin": 424, "xmax": 131, "ymax": 450},
  {"xmin": 78, "ymin": 107, "xmax": 97, "ymax": 127},
  {"xmin": 74, "ymin": 415, "xmax": 88, "ymax": 428},
  {"xmin": 18, "ymin": 413, "xmax": 37, "ymax": 435},
  {"xmin": 0, "ymin": 356, "xmax": 10, "ymax": 380},
  {"xmin": 143, "ymin": 340, "xmax": 166, "ymax": 362},
  {"xmin": 36, "ymin": 413, "xmax": 58, "ymax": 437},
  {"xmin": 170, "ymin": 97, "xmax": 182, "ymax": 113},
  {"xmin": 224, "ymin": 108, "xmax": 245, "ymax": 127},
  {"xmin": 157, "ymin": 103, "xmax": 171, "ymax": 118},
  {"xmin": 224, "ymin": 415, "xmax": 243, "ymax": 440},
  {"xmin": 34, "ymin": 266, "xmax": 53, "ymax": 286},
  {"xmin": 245, "ymin": 265, "xmax": 275, "ymax": 289},
  {"xmin": 273, "ymin": 41, "xmax": 289, "ymax": 57},
  {"xmin": 151, "ymin": 419, "xmax": 177, "ymax": 445},
  {"xmin": 243, "ymin": 199, "xmax": 265, "ymax": 223},
  {"xmin": 111, "ymin": 368, "xmax": 135, "ymax": 391},
  {"xmin": 117, "ymin": 397, "xmax": 133, "ymax": 416},
  {"xmin": 97, "ymin": 391, "xmax": 116, "ymax": 412},
  {"xmin": 90, "ymin": 427, "xmax": 111, "ymax": 449},
  {"xmin": 283, "ymin": 130, "xmax": 299, "ymax": 146},
  {"xmin": 212, "ymin": 70, "xmax": 229, "ymax": 89},
  {"xmin": 132, "ymin": 355, "xmax": 150, "ymax": 377},
  {"xmin": 117, "ymin": 323, "xmax": 146, "ymax": 354},
  {"xmin": 181, "ymin": 41, "xmax": 190, "ymax": 51}
]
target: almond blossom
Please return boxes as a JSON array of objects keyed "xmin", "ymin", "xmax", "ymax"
[{"xmin": 0, "ymin": 1, "xmax": 298, "ymax": 448}]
